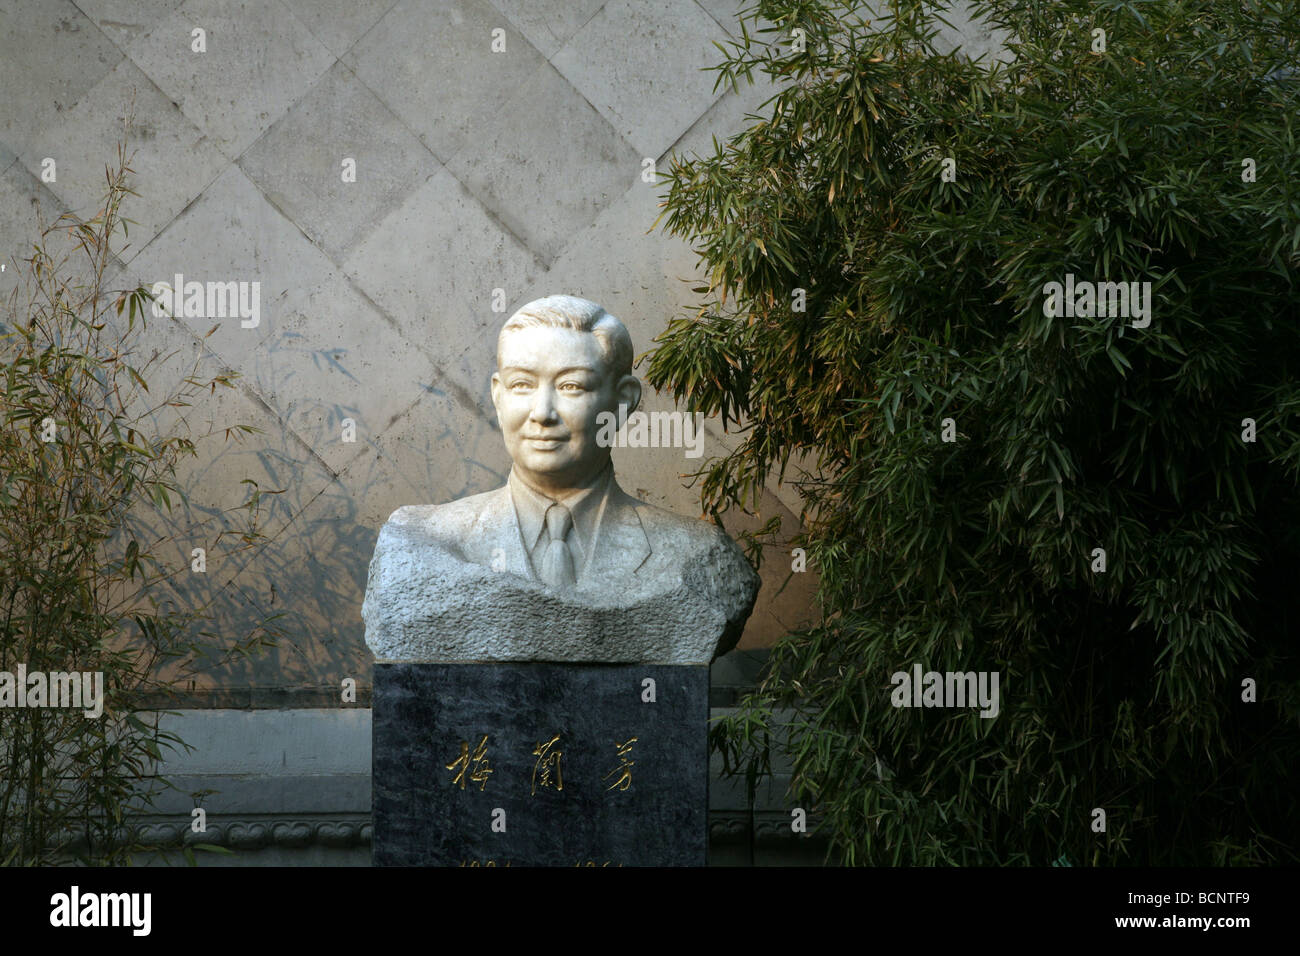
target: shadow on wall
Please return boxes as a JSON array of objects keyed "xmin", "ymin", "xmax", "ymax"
[{"xmin": 116, "ymin": 306, "xmax": 510, "ymax": 701}]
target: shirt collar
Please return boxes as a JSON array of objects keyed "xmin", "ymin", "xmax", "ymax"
[{"xmin": 508, "ymin": 462, "xmax": 613, "ymax": 560}]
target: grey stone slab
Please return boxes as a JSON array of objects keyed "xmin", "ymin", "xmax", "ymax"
[
  {"xmin": 145, "ymin": 774, "xmax": 371, "ymax": 814},
  {"xmin": 667, "ymin": 61, "xmax": 788, "ymax": 162},
  {"xmin": 72, "ymin": 0, "xmax": 188, "ymax": 49},
  {"xmin": 343, "ymin": 167, "xmax": 544, "ymax": 391},
  {"xmin": 447, "ymin": 62, "xmax": 640, "ymax": 266},
  {"xmin": 18, "ymin": 57, "xmax": 227, "ymax": 264},
  {"xmin": 551, "ymin": 0, "xmax": 730, "ymax": 159},
  {"xmin": 0, "ymin": 0, "xmax": 123, "ymax": 158},
  {"xmin": 0, "ymin": 163, "xmax": 62, "ymax": 301},
  {"xmin": 279, "ymin": 0, "xmax": 398, "ymax": 57},
  {"xmin": 694, "ymin": 0, "xmax": 781, "ymax": 38},
  {"xmin": 124, "ymin": 0, "xmax": 334, "ymax": 160},
  {"xmin": 249, "ymin": 274, "xmax": 442, "ymax": 476},
  {"xmin": 240, "ymin": 61, "xmax": 441, "ymax": 265},
  {"xmin": 484, "ymin": 0, "xmax": 607, "ymax": 59},
  {"xmin": 125, "ymin": 214, "xmax": 423, "ymax": 476},
  {"xmin": 116, "ymin": 359, "xmax": 326, "ymax": 530},
  {"xmin": 0, "ymin": 163, "xmax": 123, "ymax": 304},
  {"xmin": 345, "ymin": 380, "xmax": 508, "ymax": 527},
  {"xmin": 149, "ymin": 708, "xmax": 372, "ymax": 773},
  {"xmin": 123, "ymin": 164, "xmax": 339, "ymax": 370},
  {"xmin": 205, "ymin": 466, "xmax": 391, "ymax": 688},
  {"xmin": 257, "ymin": 394, "xmax": 501, "ymax": 687},
  {"xmin": 228, "ymin": 521, "xmax": 377, "ymax": 687},
  {"xmin": 150, "ymin": 459, "xmax": 355, "ymax": 688},
  {"xmin": 343, "ymin": 0, "xmax": 546, "ymax": 164},
  {"xmin": 373, "ymin": 661, "xmax": 709, "ymax": 866},
  {"xmin": 101, "ymin": 299, "xmax": 340, "ymax": 570}
]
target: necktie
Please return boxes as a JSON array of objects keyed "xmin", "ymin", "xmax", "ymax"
[{"xmin": 539, "ymin": 503, "xmax": 576, "ymax": 589}]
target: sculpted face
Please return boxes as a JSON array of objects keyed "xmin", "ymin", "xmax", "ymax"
[{"xmin": 491, "ymin": 326, "xmax": 640, "ymax": 497}]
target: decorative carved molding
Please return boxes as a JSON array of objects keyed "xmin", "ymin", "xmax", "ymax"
[
  {"xmin": 58, "ymin": 811, "xmax": 812, "ymax": 853},
  {"xmin": 128, "ymin": 817, "xmax": 373, "ymax": 849},
  {"xmin": 709, "ymin": 814, "xmax": 750, "ymax": 843},
  {"xmin": 709, "ymin": 811, "xmax": 827, "ymax": 845},
  {"xmin": 126, "ymin": 812, "xmax": 811, "ymax": 850}
]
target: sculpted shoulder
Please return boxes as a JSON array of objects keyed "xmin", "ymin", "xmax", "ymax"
[
  {"xmin": 616, "ymin": 489, "xmax": 744, "ymax": 564},
  {"xmin": 383, "ymin": 488, "xmax": 507, "ymax": 547},
  {"xmin": 631, "ymin": 498, "xmax": 725, "ymax": 544}
]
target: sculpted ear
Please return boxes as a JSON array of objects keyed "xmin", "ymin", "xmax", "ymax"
[
  {"xmin": 490, "ymin": 372, "xmax": 504, "ymax": 424},
  {"xmin": 615, "ymin": 374, "xmax": 641, "ymax": 422}
]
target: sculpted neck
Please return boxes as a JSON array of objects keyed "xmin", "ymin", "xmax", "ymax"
[{"xmin": 511, "ymin": 459, "xmax": 613, "ymax": 503}]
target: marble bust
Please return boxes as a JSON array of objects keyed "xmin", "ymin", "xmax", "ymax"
[{"xmin": 362, "ymin": 295, "xmax": 759, "ymax": 664}]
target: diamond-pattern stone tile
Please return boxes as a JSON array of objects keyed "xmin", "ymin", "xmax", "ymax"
[
  {"xmin": 933, "ymin": 0, "xmax": 1010, "ymax": 64},
  {"xmin": 344, "ymin": 166, "xmax": 544, "ymax": 393},
  {"xmin": 19, "ymin": 58, "xmax": 227, "ymax": 264},
  {"xmin": 123, "ymin": 164, "xmax": 339, "ymax": 372},
  {"xmin": 485, "ymin": 0, "xmax": 607, "ymax": 59},
  {"xmin": 124, "ymin": 0, "xmax": 334, "ymax": 160},
  {"xmin": 240, "ymin": 61, "xmax": 441, "ymax": 265},
  {"xmin": 343, "ymin": 380, "xmax": 506, "ymax": 525},
  {"xmin": 695, "ymin": 0, "xmax": 781, "ymax": 37},
  {"xmin": 668, "ymin": 56, "xmax": 789, "ymax": 162},
  {"xmin": 102, "ymin": 294, "xmax": 328, "ymax": 506},
  {"xmin": 551, "ymin": 0, "xmax": 731, "ymax": 159},
  {"xmin": 109, "ymin": 302, "xmax": 361, "ymax": 690},
  {"xmin": 344, "ymin": 0, "xmax": 545, "ymax": 164},
  {"xmin": 235, "ymin": 388, "xmax": 503, "ymax": 684},
  {"xmin": 0, "ymin": 159, "xmax": 116, "ymax": 300},
  {"xmin": 448, "ymin": 62, "xmax": 639, "ymax": 266},
  {"xmin": 0, "ymin": 0, "xmax": 123, "ymax": 157},
  {"xmin": 0, "ymin": 163, "xmax": 61, "ymax": 299},
  {"xmin": 217, "ymin": 502, "xmax": 376, "ymax": 687},
  {"xmin": 72, "ymin": 0, "xmax": 187, "ymax": 49},
  {"xmin": 124, "ymin": 403, "xmax": 345, "ymax": 686},
  {"xmin": 278, "ymin": 0, "xmax": 398, "ymax": 58},
  {"xmin": 250, "ymin": 271, "xmax": 443, "ymax": 476}
]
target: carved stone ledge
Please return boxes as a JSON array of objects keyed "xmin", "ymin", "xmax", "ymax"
[{"xmin": 128, "ymin": 817, "xmax": 372, "ymax": 849}]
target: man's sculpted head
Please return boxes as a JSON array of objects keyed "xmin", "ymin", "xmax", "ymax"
[{"xmin": 491, "ymin": 296, "xmax": 641, "ymax": 498}]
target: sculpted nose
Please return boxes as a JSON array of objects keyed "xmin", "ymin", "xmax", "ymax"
[{"xmin": 529, "ymin": 386, "xmax": 558, "ymax": 422}]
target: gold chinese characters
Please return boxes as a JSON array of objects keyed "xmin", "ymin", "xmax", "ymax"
[
  {"xmin": 445, "ymin": 734, "xmax": 493, "ymax": 791},
  {"xmin": 444, "ymin": 733, "xmax": 643, "ymax": 795}
]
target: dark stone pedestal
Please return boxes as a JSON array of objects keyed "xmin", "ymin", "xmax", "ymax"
[{"xmin": 372, "ymin": 662, "xmax": 708, "ymax": 866}]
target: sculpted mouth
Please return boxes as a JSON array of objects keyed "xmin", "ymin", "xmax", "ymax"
[{"xmin": 524, "ymin": 435, "xmax": 567, "ymax": 447}]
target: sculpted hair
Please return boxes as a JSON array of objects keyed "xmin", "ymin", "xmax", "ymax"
[{"xmin": 498, "ymin": 295, "xmax": 633, "ymax": 379}]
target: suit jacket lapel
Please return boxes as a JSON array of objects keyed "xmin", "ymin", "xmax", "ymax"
[
  {"xmin": 472, "ymin": 477, "xmax": 651, "ymax": 586},
  {"xmin": 473, "ymin": 486, "xmax": 534, "ymax": 580},
  {"xmin": 585, "ymin": 480, "xmax": 651, "ymax": 581}
]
